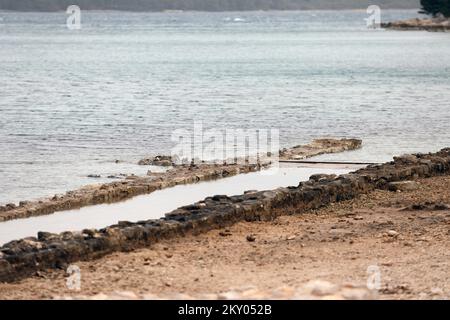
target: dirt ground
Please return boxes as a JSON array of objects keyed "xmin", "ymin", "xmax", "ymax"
[{"xmin": 0, "ymin": 175, "xmax": 449, "ymax": 300}]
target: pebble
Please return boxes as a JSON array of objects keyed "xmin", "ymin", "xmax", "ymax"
[
  {"xmin": 305, "ymin": 280, "xmax": 338, "ymax": 296},
  {"xmin": 59, "ymin": 280, "xmax": 374, "ymax": 300},
  {"xmin": 246, "ymin": 235, "xmax": 256, "ymax": 242},
  {"xmin": 387, "ymin": 230, "xmax": 399, "ymax": 237},
  {"xmin": 219, "ymin": 231, "xmax": 232, "ymax": 237},
  {"xmin": 430, "ymin": 287, "xmax": 444, "ymax": 295}
]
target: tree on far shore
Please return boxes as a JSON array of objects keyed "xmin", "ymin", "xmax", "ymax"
[{"xmin": 420, "ymin": 0, "xmax": 450, "ymax": 17}]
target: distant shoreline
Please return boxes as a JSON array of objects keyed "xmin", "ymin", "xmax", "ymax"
[
  {"xmin": 0, "ymin": 8, "xmax": 419, "ymax": 14},
  {"xmin": 382, "ymin": 17, "xmax": 450, "ymax": 32}
]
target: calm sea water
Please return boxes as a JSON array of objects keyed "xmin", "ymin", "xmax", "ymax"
[{"xmin": 1, "ymin": 10, "xmax": 450, "ymax": 205}]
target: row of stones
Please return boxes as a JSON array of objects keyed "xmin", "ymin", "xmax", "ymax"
[
  {"xmin": 0, "ymin": 138, "xmax": 362, "ymax": 222},
  {"xmin": 0, "ymin": 163, "xmax": 264, "ymax": 222},
  {"xmin": 0, "ymin": 148, "xmax": 449, "ymax": 283}
]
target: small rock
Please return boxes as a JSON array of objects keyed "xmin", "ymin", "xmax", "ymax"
[
  {"xmin": 246, "ymin": 235, "xmax": 256, "ymax": 242},
  {"xmin": 309, "ymin": 174, "xmax": 337, "ymax": 182},
  {"xmin": 139, "ymin": 155, "xmax": 172, "ymax": 166},
  {"xmin": 118, "ymin": 221, "xmax": 133, "ymax": 227},
  {"xmin": 340, "ymin": 287, "xmax": 373, "ymax": 300},
  {"xmin": 433, "ymin": 203, "xmax": 449, "ymax": 211},
  {"xmin": 388, "ymin": 181, "xmax": 419, "ymax": 192},
  {"xmin": 87, "ymin": 174, "xmax": 101, "ymax": 178},
  {"xmin": 430, "ymin": 287, "xmax": 444, "ymax": 296},
  {"xmin": 305, "ymin": 280, "xmax": 338, "ymax": 296},
  {"xmin": 394, "ymin": 154, "xmax": 418, "ymax": 164},
  {"xmin": 387, "ymin": 230, "xmax": 399, "ymax": 237},
  {"xmin": 5, "ymin": 203, "xmax": 16, "ymax": 209},
  {"xmin": 381, "ymin": 284, "xmax": 411, "ymax": 295},
  {"xmin": 56, "ymin": 261, "xmax": 68, "ymax": 270},
  {"xmin": 218, "ymin": 291, "xmax": 241, "ymax": 300},
  {"xmin": 37, "ymin": 231, "xmax": 58, "ymax": 241},
  {"xmin": 82, "ymin": 229, "xmax": 97, "ymax": 237}
]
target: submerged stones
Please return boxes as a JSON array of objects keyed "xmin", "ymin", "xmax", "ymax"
[
  {"xmin": 280, "ymin": 138, "xmax": 362, "ymax": 160},
  {"xmin": 138, "ymin": 155, "xmax": 173, "ymax": 166}
]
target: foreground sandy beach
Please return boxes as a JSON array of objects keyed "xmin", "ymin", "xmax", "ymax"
[{"xmin": 0, "ymin": 173, "xmax": 448, "ymax": 300}]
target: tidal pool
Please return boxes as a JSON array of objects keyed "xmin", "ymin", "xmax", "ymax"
[{"xmin": 0, "ymin": 164, "xmax": 363, "ymax": 245}]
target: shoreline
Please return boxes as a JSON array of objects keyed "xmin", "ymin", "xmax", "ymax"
[
  {"xmin": 0, "ymin": 147, "xmax": 448, "ymax": 283},
  {"xmin": 382, "ymin": 17, "xmax": 450, "ymax": 31},
  {"xmin": 0, "ymin": 138, "xmax": 361, "ymax": 222}
]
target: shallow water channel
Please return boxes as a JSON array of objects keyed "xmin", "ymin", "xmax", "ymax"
[{"xmin": 0, "ymin": 164, "xmax": 363, "ymax": 245}]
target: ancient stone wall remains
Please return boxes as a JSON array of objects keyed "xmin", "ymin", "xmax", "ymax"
[{"xmin": 0, "ymin": 148, "xmax": 449, "ymax": 282}]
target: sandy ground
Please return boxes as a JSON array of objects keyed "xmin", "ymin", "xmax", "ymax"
[{"xmin": 0, "ymin": 176, "xmax": 449, "ymax": 300}]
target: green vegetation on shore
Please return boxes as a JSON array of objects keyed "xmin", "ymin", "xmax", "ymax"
[
  {"xmin": 420, "ymin": 0, "xmax": 450, "ymax": 17},
  {"xmin": 0, "ymin": 0, "xmax": 419, "ymax": 12}
]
